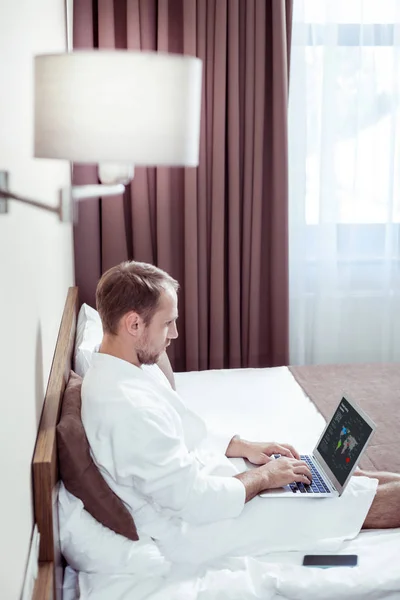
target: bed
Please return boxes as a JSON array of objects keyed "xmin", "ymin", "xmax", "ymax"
[{"xmin": 32, "ymin": 287, "xmax": 400, "ymax": 599}]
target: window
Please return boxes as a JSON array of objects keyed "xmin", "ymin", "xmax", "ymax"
[{"xmin": 292, "ymin": 0, "xmax": 400, "ymax": 224}]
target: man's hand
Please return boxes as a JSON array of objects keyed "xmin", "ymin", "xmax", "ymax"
[
  {"xmin": 258, "ymin": 457, "xmax": 312, "ymax": 489},
  {"xmin": 234, "ymin": 457, "xmax": 312, "ymax": 502},
  {"xmin": 245, "ymin": 441, "xmax": 300, "ymax": 464},
  {"xmin": 226, "ymin": 436, "xmax": 300, "ymax": 464}
]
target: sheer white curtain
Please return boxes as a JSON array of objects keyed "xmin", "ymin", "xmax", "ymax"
[{"xmin": 289, "ymin": 0, "xmax": 400, "ymax": 365}]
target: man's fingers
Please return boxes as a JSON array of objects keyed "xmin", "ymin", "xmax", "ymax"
[
  {"xmin": 294, "ymin": 465, "xmax": 312, "ymax": 481},
  {"xmin": 275, "ymin": 445, "xmax": 295, "ymax": 459},
  {"xmin": 283, "ymin": 444, "xmax": 300, "ymax": 460},
  {"xmin": 261, "ymin": 454, "xmax": 272, "ymax": 464},
  {"xmin": 275, "ymin": 443, "xmax": 301, "ymax": 460},
  {"xmin": 292, "ymin": 459, "xmax": 308, "ymax": 468}
]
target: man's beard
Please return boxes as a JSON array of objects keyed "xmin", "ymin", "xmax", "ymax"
[
  {"xmin": 136, "ymin": 347, "xmax": 161, "ymax": 365},
  {"xmin": 136, "ymin": 330, "xmax": 162, "ymax": 365}
]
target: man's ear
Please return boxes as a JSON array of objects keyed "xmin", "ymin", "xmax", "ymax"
[{"xmin": 124, "ymin": 311, "xmax": 143, "ymax": 337}]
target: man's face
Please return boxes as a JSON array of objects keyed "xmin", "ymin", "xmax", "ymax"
[{"xmin": 136, "ymin": 287, "xmax": 179, "ymax": 365}]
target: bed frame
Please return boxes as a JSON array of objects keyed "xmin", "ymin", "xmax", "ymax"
[{"xmin": 32, "ymin": 287, "xmax": 79, "ymax": 600}]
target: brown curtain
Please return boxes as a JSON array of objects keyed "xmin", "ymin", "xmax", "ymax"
[{"xmin": 73, "ymin": 0, "xmax": 292, "ymax": 372}]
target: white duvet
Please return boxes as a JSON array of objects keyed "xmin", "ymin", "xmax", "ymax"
[
  {"xmin": 76, "ymin": 529, "xmax": 400, "ymax": 600},
  {"xmin": 62, "ymin": 367, "xmax": 400, "ymax": 600}
]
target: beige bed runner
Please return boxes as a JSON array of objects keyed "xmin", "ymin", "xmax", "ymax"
[{"xmin": 289, "ymin": 363, "xmax": 400, "ymax": 473}]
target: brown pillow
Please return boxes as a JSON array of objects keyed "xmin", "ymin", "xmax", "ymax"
[{"xmin": 57, "ymin": 370, "xmax": 138, "ymax": 541}]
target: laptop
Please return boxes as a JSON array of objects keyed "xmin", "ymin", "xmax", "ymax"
[{"xmin": 259, "ymin": 396, "xmax": 376, "ymax": 498}]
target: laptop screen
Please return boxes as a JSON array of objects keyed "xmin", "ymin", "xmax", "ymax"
[{"xmin": 316, "ymin": 397, "xmax": 373, "ymax": 486}]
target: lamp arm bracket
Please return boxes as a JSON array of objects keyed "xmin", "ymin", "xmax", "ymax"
[{"xmin": 0, "ymin": 171, "xmax": 125, "ymax": 222}]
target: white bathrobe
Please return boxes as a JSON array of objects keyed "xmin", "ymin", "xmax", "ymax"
[{"xmin": 81, "ymin": 353, "xmax": 377, "ymax": 564}]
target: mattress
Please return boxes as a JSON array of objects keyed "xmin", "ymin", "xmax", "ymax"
[{"xmin": 65, "ymin": 366, "xmax": 400, "ymax": 600}]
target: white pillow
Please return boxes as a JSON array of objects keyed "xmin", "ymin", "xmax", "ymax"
[
  {"xmin": 58, "ymin": 482, "xmax": 171, "ymax": 576},
  {"xmin": 74, "ymin": 304, "xmax": 103, "ymax": 377}
]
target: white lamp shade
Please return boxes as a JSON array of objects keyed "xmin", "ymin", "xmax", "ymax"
[{"xmin": 34, "ymin": 51, "xmax": 202, "ymax": 166}]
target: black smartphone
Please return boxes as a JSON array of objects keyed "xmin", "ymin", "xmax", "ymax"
[{"xmin": 303, "ymin": 555, "xmax": 358, "ymax": 568}]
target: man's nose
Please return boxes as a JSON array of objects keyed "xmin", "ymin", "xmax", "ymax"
[{"xmin": 169, "ymin": 321, "xmax": 178, "ymax": 339}]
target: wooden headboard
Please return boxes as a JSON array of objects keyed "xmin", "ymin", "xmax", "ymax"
[{"xmin": 32, "ymin": 287, "xmax": 79, "ymax": 600}]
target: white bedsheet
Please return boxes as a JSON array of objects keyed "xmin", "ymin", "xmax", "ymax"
[
  {"xmin": 176, "ymin": 366, "xmax": 326, "ymax": 452},
  {"xmin": 66, "ymin": 366, "xmax": 400, "ymax": 599}
]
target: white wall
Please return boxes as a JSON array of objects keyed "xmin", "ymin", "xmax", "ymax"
[{"xmin": 0, "ymin": 1, "xmax": 73, "ymax": 597}]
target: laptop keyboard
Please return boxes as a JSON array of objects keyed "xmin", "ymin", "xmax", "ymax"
[{"xmin": 291, "ymin": 455, "xmax": 331, "ymax": 494}]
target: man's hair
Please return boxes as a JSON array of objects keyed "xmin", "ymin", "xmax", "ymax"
[{"xmin": 96, "ymin": 261, "xmax": 179, "ymax": 335}]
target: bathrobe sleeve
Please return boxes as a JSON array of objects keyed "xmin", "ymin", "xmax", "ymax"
[{"xmin": 108, "ymin": 401, "xmax": 246, "ymax": 525}]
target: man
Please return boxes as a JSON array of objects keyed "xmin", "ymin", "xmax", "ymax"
[{"xmin": 81, "ymin": 261, "xmax": 400, "ymax": 564}]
